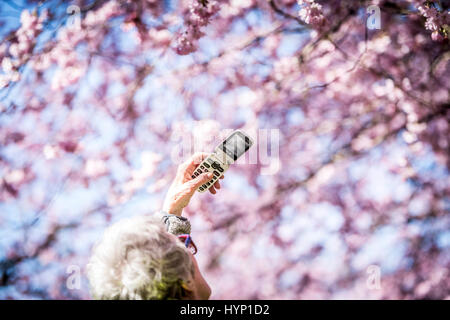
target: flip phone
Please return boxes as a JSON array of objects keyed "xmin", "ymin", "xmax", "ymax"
[{"xmin": 190, "ymin": 130, "xmax": 254, "ymax": 193}]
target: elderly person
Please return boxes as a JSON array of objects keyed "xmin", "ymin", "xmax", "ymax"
[{"xmin": 86, "ymin": 152, "xmax": 223, "ymax": 299}]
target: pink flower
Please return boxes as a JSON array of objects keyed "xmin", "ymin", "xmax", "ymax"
[
  {"xmin": 176, "ymin": 0, "xmax": 221, "ymax": 55},
  {"xmin": 20, "ymin": 10, "xmax": 38, "ymax": 30},
  {"xmin": 298, "ymin": 0, "xmax": 325, "ymax": 28},
  {"xmin": 148, "ymin": 28, "xmax": 172, "ymax": 47},
  {"xmin": 417, "ymin": 3, "xmax": 449, "ymax": 41},
  {"xmin": 0, "ymin": 8, "xmax": 48, "ymax": 89},
  {"xmin": 431, "ymin": 30, "xmax": 444, "ymax": 41},
  {"xmin": 176, "ymin": 32, "xmax": 198, "ymax": 55}
]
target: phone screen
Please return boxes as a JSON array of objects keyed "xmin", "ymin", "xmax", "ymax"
[{"xmin": 221, "ymin": 132, "xmax": 251, "ymax": 161}]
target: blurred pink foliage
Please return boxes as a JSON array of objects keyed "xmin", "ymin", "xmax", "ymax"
[{"xmin": 0, "ymin": 0, "xmax": 449, "ymax": 299}]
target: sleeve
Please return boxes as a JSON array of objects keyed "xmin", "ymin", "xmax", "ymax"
[{"xmin": 155, "ymin": 211, "xmax": 191, "ymax": 235}]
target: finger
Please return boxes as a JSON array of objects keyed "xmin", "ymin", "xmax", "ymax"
[
  {"xmin": 219, "ymin": 175, "xmax": 224, "ymax": 179},
  {"xmin": 177, "ymin": 152, "xmax": 209, "ymax": 179},
  {"xmin": 190, "ymin": 152, "xmax": 209, "ymax": 165},
  {"xmin": 186, "ymin": 172, "xmax": 213, "ymax": 192},
  {"xmin": 181, "ymin": 152, "xmax": 210, "ymax": 177},
  {"xmin": 209, "ymin": 186, "xmax": 216, "ymax": 194},
  {"xmin": 213, "ymin": 180, "xmax": 220, "ymax": 189}
]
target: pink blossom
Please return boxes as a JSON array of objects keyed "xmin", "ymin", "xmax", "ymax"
[
  {"xmin": 148, "ymin": 28, "xmax": 172, "ymax": 47},
  {"xmin": 417, "ymin": 3, "xmax": 449, "ymax": 41},
  {"xmin": 176, "ymin": 0, "xmax": 221, "ymax": 55},
  {"xmin": 298, "ymin": 0, "xmax": 325, "ymax": 28}
]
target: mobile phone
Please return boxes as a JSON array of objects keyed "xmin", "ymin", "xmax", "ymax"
[{"xmin": 190, "ymin": 130, "xmax": 254, "ymax": 193}]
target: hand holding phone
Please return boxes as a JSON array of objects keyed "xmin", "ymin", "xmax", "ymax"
[
  {"xmin": 162, "ymin": 152, "xmax": 223, "ymax": 216},
  {"xmin": 190, "ymin": 130, "xmax": 253, "ymax": 193},
  {"xmin": 163, "ymin": 130, "xmax": 253, "ymax": 216}
]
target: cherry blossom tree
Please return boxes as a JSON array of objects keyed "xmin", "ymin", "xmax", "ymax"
[{"xmin": 0, "ymin": 0, "xmax": 449, "ymax": 299}]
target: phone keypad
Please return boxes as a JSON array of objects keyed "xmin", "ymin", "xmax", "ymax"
[{"xmin": 192, "ymin": 155, "xmax": 228, "ymax": 193}]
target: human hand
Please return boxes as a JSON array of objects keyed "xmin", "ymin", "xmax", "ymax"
[{"xmin": 162, "ymin": 152, "xmax": 224, "ymax": 216}]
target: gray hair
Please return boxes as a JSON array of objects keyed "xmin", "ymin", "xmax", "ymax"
[{"xmin": 86, "ymin": 215, "xmax": 195, "ymax": 299}]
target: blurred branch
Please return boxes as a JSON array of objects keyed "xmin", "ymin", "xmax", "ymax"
[
  {"xmin": 0, "ymin": 222, "xmax": 78, "ymax": 288},
  {"xmin": 268, "ymin": 0, "xmax": 306, "ymax": 26}
]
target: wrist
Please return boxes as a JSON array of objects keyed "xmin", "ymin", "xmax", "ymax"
[{"xmin": 162, "ymin": 205, "xmax": 182, "ymax": 217}]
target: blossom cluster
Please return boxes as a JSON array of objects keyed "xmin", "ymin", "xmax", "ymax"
[
  {"xmin": 297, "ymin": 0, "xmax": 325, "ymax": 28},
  {"xmin": 176, "ymin": 0, "xmax": 221, "ymax": 55},
  {"xmin": 34, "ymin": 1, "xmax": 123, "ymax": 90},
  {"xmin": 416, "ymin": 2, "xmax": 449, "ymax": 41},
  {"xmin": 0, "ymin": 10, "xmax": 47, "ymax": 88}
]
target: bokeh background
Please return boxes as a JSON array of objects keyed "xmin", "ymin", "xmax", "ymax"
[{"xmin": 0, "ymin": 0, "xmax": 449, "ymax": 299}]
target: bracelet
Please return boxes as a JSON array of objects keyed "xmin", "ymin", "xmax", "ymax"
[{"xmin": 157, "ymin": 211, "xmax": 191, "ymax": 236}]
